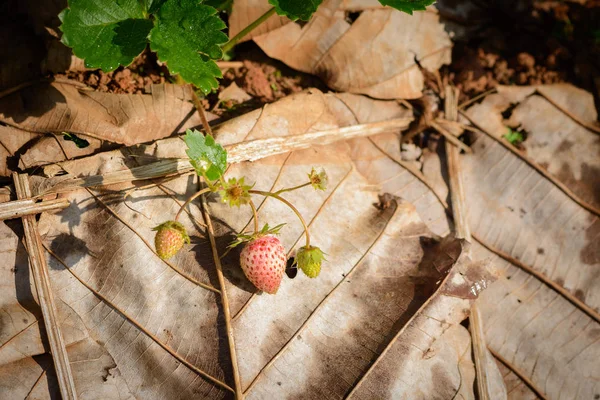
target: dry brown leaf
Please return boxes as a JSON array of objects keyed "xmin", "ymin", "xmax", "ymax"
[
  {"xmin": 0, "ymin": 81, "xmax": 216, "ymax": 146},
  {"xmin": 0, "ymin": 221, "xmax": 133, "ymax": 399},
  {"xmin": 1, "ymin": 91, "xmax": 491, "ymax": 398},
  {"xmin": 344, "ymin": 117, "xmax": 599, "ymax": 399},
  {"xmin": 465, "ymin": 83, "xmax": 600, "ymax": 209},
  {"xmin": 253, "ymin": 0, "xmax": 451, "ymax": 99},
  {"xmin": 218, "ymin": 82, "xmax": 253, "ymax": 104},
  {"xmin": 412, "ymin": 86, "xmax": 600, "ymax": 398}
]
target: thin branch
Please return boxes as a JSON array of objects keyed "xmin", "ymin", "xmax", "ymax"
[
  {"xmin": 44, "ymin": 245, "xmax": 234, "ymax": 394},
  {"xmin": 443, "ymin": 86, "xmax": 492, "ymax": 400},
  {"xmin": 34, "ymin": 118, "xmax": 412, "ymax": 198},
  {"xmin": 13, "ymin": 173, "xmax": 77, "ymax": 400},
  {"xmin": 86, "ymin": 188, "xmax": 220, "ymax": 294},
  {"xmin": 0, "ymin": 197, "xmax": 69, "ymax": 221},
  {"xmin": 430, "ymin": 120, "xmax": 472, "ymax": 154},
  {"xmin": 198, "ymin": 183, "xmax": 243, "ymax": 399},
  {"xmin": 458, "ymin": 88, "xmax": 498, "ymax": 110},
  {"xmin": 459, "ymin": 111, "xmax": 600, "ymax": 217},
  {"xmin": 490, "ymin": 347, "xmax": 548, "ymax": 400}
]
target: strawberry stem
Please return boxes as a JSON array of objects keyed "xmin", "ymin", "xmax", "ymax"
[
  {"xmin": 274, "ymin": 181, "xmax": 311, "ymax": 195},
  {"xmin": 221, "ymin": 7, "xmax": 276, "ymax": 53},
  {"xmin": 249, "ymin": 190, "xmax": 310, "ymax": 247},
  {"xmin": 248, "ymin": 199, "xmax": 259, "ymax": 234},
  {"xmin": 175, "ymin": 187, "xmax": 213, "ymax": 221}
]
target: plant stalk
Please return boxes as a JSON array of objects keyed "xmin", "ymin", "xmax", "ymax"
[
  {"xmin": 249, "ymin": 190, "xmax": 310, "ymax": 247},
  {"xmin": 221, "ymin": 7, "xmax": 276, "ymax": 53},
  {"xmin": 175, "ymin": 187, "xmax": 213, "ymax": 221},
  {"xmin": 275, "ymin": 182, "xmax": 311, "ymax": 195},
  {"xmin": 249, "ymin": 199, "xmax": 259, "ymax": 234}
]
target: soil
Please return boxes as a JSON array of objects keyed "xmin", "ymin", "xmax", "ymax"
[
  {"xmin": 54, "ymin": 51, "xmax": 171, "ymax": 94},
  {"xmin": 21, "ymin": 0, "xmax": 600, "ymax": 124},
  {"xmin": 443, "ymin": 0, "xmax": 600, "ymax": 105}
]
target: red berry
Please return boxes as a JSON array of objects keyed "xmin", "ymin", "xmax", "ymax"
[
  {"xmin": 153, "ymin": 221, "xmax": 190, "ymax": 260},
  {"xmin": 240, "ymin": 235, "xmax": 287, "ymax": 294}
]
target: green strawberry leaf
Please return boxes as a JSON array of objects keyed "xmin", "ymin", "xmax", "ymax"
[
  {"xmin": 268, "ymin": 0, "xmax": 324, "ymax": 21},
  {"xmin": 59, "ymin": 0, "xmax": 152, "ymax": 71},
  {"xmin": 141, "ymin": 0, "xmax": 167, "ymax": 14},
  {"xmin": 184, "ymin": 129, "xmax": 227, "ymax": 181},
  {"xmin": 377, "ymin": 0, "xmax": 435, "ymax": 14},
  {"xmin": 149, "ymin": 0, "xmax": 228, "ymax": 93}
]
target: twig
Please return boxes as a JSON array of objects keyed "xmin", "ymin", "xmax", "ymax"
[
  {"xmin": 0, "ymin": 197, "xmax": 69, "ymax": 221},
  {"xmin": 199, "ymin": 182, "xmax": 243, "ymax": 399},
  {"xmin": 34, "ymin": 118, "xmax": 412, "ymax": 198},
  {"xmin": 458, "ymin": 88, "xmax": 498, "ymax": 110},
  {"xmin": 442, "ymin": 87, "xmax": 494, "ymax": 400},
  {"xmin": 430, "ymin": 120, "xmax": 472, "ymax": 153},
  {"xmin": 13, "ymin": 173, "xmax": 77, "ymax": 400}
]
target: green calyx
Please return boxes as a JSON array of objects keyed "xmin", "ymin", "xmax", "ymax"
[
  {"xmin": 153, "ymin": 220, "xmax": 190, "ymax": 243},
  {"xmin": 295, "ymin": 245, "xmax": 326, "ymax": 278},
  {"xmin": 218, "ymin": 177, "xmax": 253, "ymax": 207},
  {"xmin": 229, "ymin": 223, "xmax": 285, "ymax": 248},
  {"xmin": 308, "ymin": 168, "xmax": 328, "ymax": 191}
]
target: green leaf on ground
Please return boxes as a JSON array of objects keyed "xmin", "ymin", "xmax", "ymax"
[
  {"xmin": 59, "ymin": 0, "xmax": 153, "ymax": 71},
  {"xmin": 149, "ymin": 0, "xmax": 228, "ymax": 93},
  {"xmin": 184, "ymin": 129, "xmax": 227, "ymax": 181},
  {"xmin": 268, "ymin": 0, "xmax": 324, "ymax": 21},
  {"xmin": 378, "ymin": 0, "xmax": 435, "ymax": 14},
  {"xmin": 503, "ymin": 127, "xmax": 524, "ymax": 145}
]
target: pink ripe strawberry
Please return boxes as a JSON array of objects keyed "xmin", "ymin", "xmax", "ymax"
[{"xmin": 240, "ymin": 235, "xmax": 287, "ymax": 294}]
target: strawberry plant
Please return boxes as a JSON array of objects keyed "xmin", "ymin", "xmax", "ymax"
[
  {"xmin": 58, "ymin": 0, "xmax": 435, "ymax": 93},
  {"xmin": 58, "ymin": 0, "xmax": 434, "ymax": 293},
  {"xmin": 152, "ymin": 129, "xmax": 328, "ymax": 293}
]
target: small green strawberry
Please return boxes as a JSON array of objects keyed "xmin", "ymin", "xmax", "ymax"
[
  {"xmin": 240, "ymin": 234, "xmax": 287, "ymax": 294},
  {"xmin": 295, "ymin": 245, "xmax": 326, "ymax": 278},
  {"xmin": 153, "ymin": 221, "xmax": 190, "ymax": 260}
]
